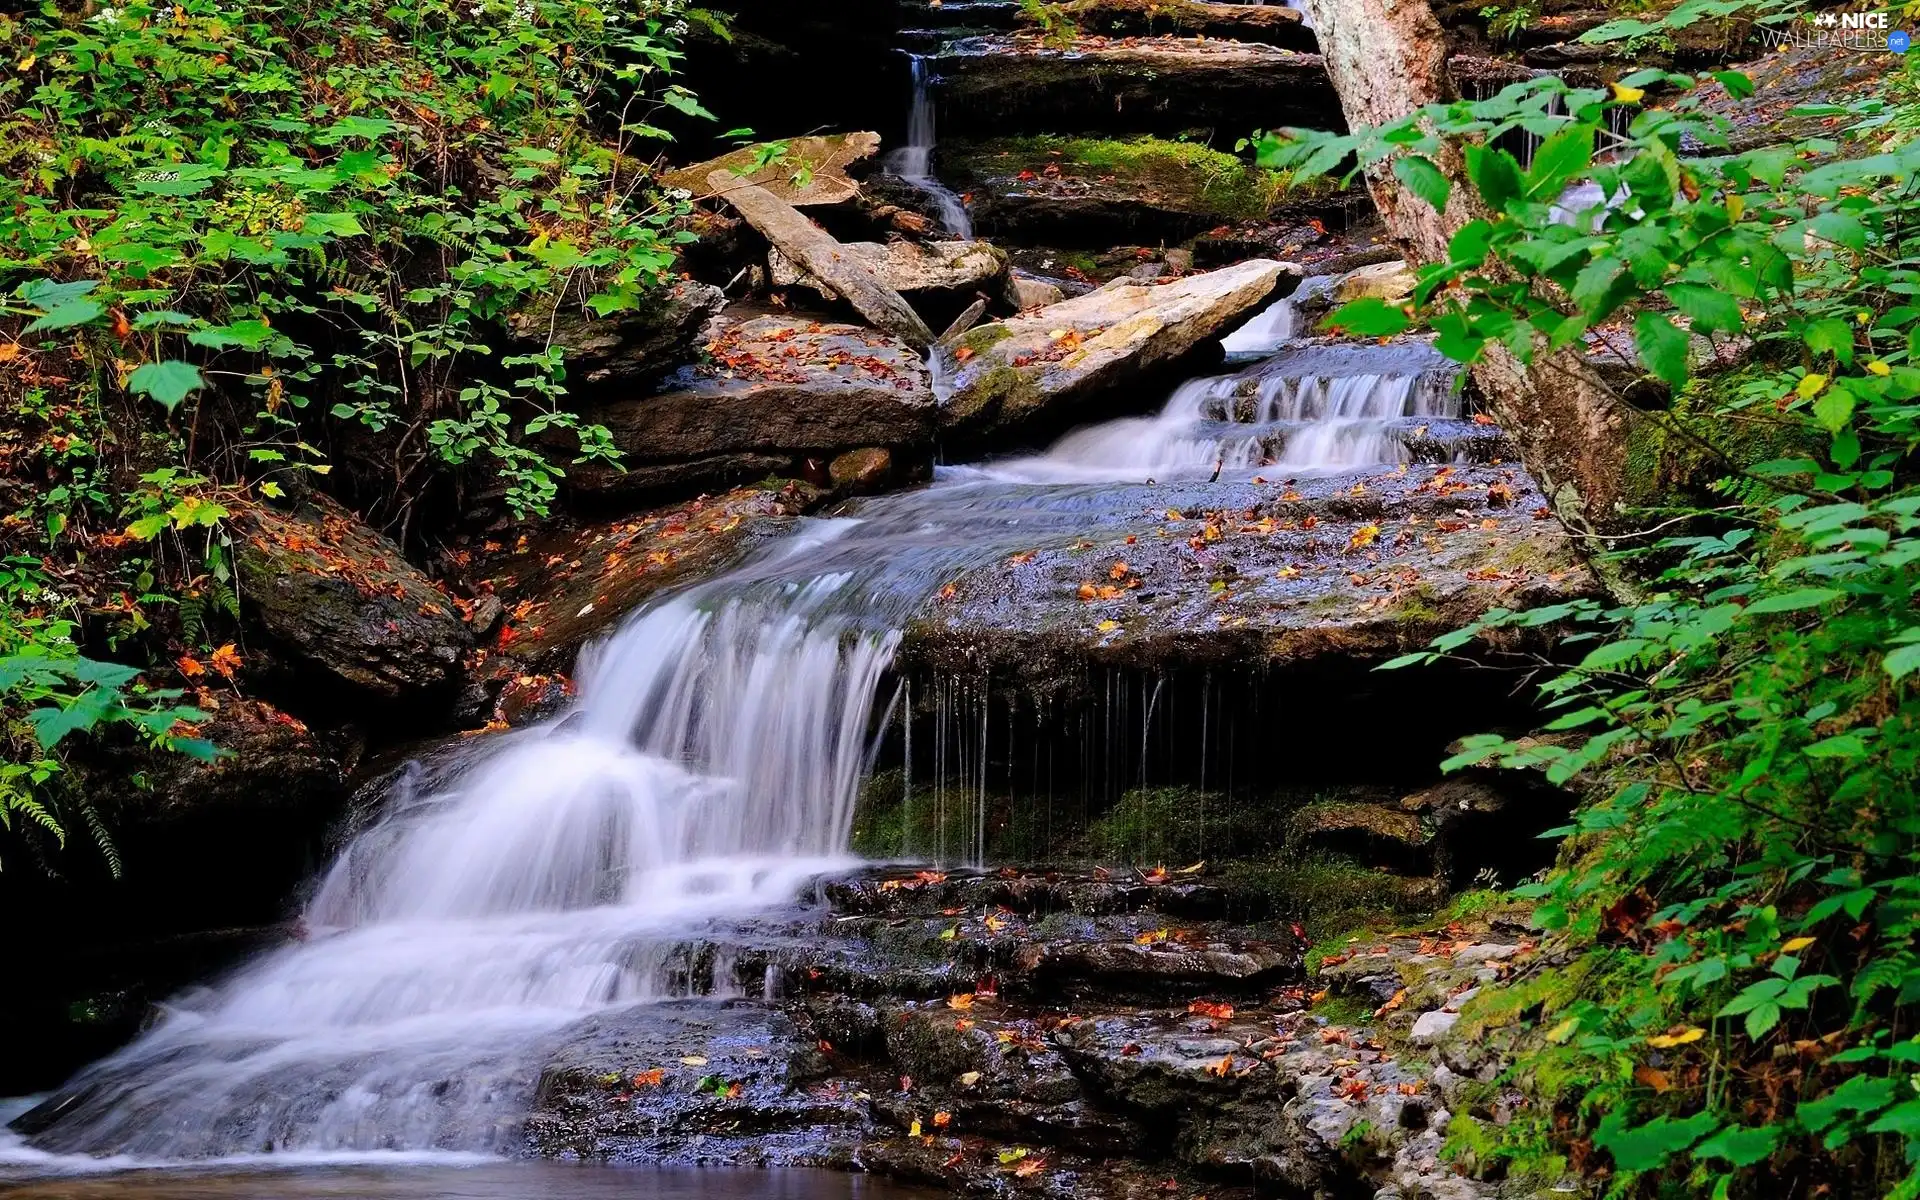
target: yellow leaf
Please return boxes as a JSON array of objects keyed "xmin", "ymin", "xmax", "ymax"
[
  {"xmin": 909, "ymin": 1119, "xmax": 922, "ymax": 1137},
  {"xmin": 1610, "ymin": 82, "xmax": 1646, "ymax": 103},
  {"xmin": 947, "ymin": 993, "xmax": 975, "ymax": 1010},
  {"xmin": 1867, "ymin": 360, "xmax": 1891, "ymax": 376},
  {"xmin": 679, "ymin": 1055, "xmax": 708, "ymax": 1066},
  {"xmin": 1781, "ymin": 936, "xmax": 1817, "ymax": 953},
  {"xmin": 1096, "ymin": 619, "xmax": 1119, "ymax": 633},
  {"xmin": 1348, "ymin": 523, "xmax": 1381, "ymax": 551},
  {"xmin": 1547, "ymin": 1016, "xmax": 1581, "ymax": 1044},
  {"xmin": 17, "ymin": 55, "xmax": 36, "ymax": 72},
  {"xmin": 1797, "ymin": 373, "xmax": 1828, "ymax": 399},
  {"xmin": 1726, "ymin": 194, "xmax": 1744, "ymax": 221},
  {"xmin": 1646, "ymin": 1027, "xmax": 1706, "ymax": 1048}
]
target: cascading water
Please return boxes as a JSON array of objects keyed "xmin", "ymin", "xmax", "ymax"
[
  {"xmin": 13, "ymin": 277, "xmax": 1462, "ymax": 1168},
  {"xmin": 969, "ymin": 293, "xmax": 1462, "ymax": 486},
  {"xmin": 888, "ymin": 56, "xmax": 973, "ymax": 238}
]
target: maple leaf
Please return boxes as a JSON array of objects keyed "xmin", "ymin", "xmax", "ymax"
[
  {"xmin": 1188, "ymin": 999, "xmax": 1235, "ymax": 1021},
  {"xmin": 1205, "ymin": 1054, "xmax": 1235, "ymax": 1078},
  {"xmin": 209, "ymin": 643, "xmax": 242, "ymax": 678},
  {"xmin": 632, "ymin": 1068, "xmax": 665, "ymax": 1087},
  {"xmin": 953, "ymin": 346, "xmax": 975, "ymax": 363},
  {"xmin": 947, "ymin": 993, "xmax": 975, "ymax": 1010},
  {"xmin": 1076, "ymin": 582, "xmax": 1098, "ymax": 601},
  {"xmin": 1348, "ymin": 524, "xmax": 1381, "ymax": 551},
  {"xmin": 1109, "ymin": 560, "xmax": 1129, "ymax": 579},
  {"xmin": 177, "ymin": 655, "xmax": 206, "ymax": 677}
]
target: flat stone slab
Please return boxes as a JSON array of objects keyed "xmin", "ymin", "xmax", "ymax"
[
  {"xmin": 931, "ymin": 35, "xmax": 1341, "ymax": 137},
  {"xmin": 571, "ymin": 315, "xmax": 937, "ymax": 499},
  {"xmin": 899, "ymin": 461, "xmax": 1598, "ymax": 680},
  {"xmin": 661, "ymin": 133, "xmax": 882, "ymax": 207}
]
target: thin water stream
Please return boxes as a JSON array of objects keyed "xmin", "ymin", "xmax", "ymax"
[{"xmin": 6, "ymin": 283, "xmax": 1461, "ymax": 1180}]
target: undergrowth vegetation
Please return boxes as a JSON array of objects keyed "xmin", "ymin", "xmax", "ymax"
[
  {"xmin": 1261, "ymin": 47, "xmax": 1920, "ymax": 1199},
  {"xmin": 0, "ymin": 0, "xmax": 719, "ymax": 866}
]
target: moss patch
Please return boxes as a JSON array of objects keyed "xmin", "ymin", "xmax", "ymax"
[{"xmin": 945, "ymin": 135, "xmax": 1332, "ymax": 223}]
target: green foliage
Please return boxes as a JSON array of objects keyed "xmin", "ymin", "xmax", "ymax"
[
  {"xmin": 1, "ymin": 0, "xmax": 712, "ymax": 519},
  {"xmin": 1264, "ymin": 62, "xmax": 1920, "ymax": 1197},
  {"xmin": 1018, "ymin": 0, "xmax": 1080, "ymax": 48},
  {"xmin": 0, "ymin": 0, "xmax": 718, "ymax": 871},
  {"xmin": 0, "ymin": 558, "xmax": 212, "ymax": 873}
]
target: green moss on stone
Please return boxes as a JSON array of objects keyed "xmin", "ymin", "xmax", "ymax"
[{"xmin": 949, "ymin": 134, "xmax": 1334, "ymax": 222}]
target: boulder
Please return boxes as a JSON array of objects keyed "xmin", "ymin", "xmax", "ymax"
[
  {"xmin": 234, "ymin": 495, "xmax": 473, "ymax": 705},
  {"xmin": 1332, "ymin": 259, "xmax": 1417, "ymax": 307},
  {"xmin": 658, "ymin": 132, "xmax": 883, "ymax": 207},
  {"xmin": 829, "ymin": 446, "xmax": 895, "ymax": 493},
  {"xmin": 510, "ymin": 280, "xmax": 724, "ymax": 390},
  {"xmin": 1050, "ymin": 0, "xmax": 1318, "ymax": 49},
  {"xmin": 768, "ymin": 239, "xmax": 1009, "ymax": 304},
  {"xmin": 931, "ymin": 35, "xmax": 1342, "ymax": 139},
  {"xmin": 568, "ymin": 315, "xmax": 937, "ymax": 502},
  {"xmin": 939, "ymin": 259, "xmax": 1292, "ymax": 440},
  {"xmin": 1011, "ymin": 275, "xmax": 1066, "ymax": 310}
]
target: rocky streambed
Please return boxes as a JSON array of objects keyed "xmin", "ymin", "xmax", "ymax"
[{"xmin": 519, "ymin": 863, "xmax": 1541, "ymax": 1200}]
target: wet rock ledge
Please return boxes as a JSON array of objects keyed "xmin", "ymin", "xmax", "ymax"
[{"xmin": 524, "ymin": 864, "xmax": 1543, "ymax": 1200}]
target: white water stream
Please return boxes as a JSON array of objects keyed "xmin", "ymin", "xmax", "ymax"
[
  {"xmin": 8, "ymin": 281, "xmax": 1459, "ymax": 1168},
  {"xmin": 888, "ymin": 57, "xmax": 973, "ymax": 238}
]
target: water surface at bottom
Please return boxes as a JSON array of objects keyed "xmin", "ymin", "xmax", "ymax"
[{"xmin": 0, "ymin": 1164, "xmax": 931, "ymax": 1200}]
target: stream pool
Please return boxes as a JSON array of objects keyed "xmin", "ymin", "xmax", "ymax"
[{"xmin": 0, "ymin": 1163, "xmax": 931, "ymax": 1200}]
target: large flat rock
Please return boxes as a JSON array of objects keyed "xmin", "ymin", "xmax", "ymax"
[
  {"xmin": 571, "ymin": 315, "xmax": 938, "ymax": 501},
  {"xmin": 659, "ymin": 133, "xmax": 883, "ymax": 207},
  {"xmin": 930, "ymin": 34, "xmax": 1341, "ymax": 138},
  {"xmin": 939, "ymin": 259, "xmax": 1292, "ymax": 441},
  {"xmin": 1050, "ymin": 0, "xmax": 1317, "ymax": 49},
  {"xmin": 942, "ymin": 136, "xmax": 1346, "ymax": 248},
  {"xmin": 898, "ymin": 462, "xmax": 1598, "ymax": 681}
]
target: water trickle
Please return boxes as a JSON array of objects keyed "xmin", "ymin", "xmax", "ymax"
[{"xmin": 889, "ymin": 56, "xmax": 973, "ymax": 238}]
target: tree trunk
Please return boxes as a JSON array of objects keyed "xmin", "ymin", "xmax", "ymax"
[{"xmin": 1300, "ymin": 0, "xmax": 1635, "ymax": 538}]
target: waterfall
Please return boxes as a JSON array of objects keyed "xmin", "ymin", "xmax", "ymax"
[
  {"xmin": 964, "ymin": 306, "xmax": 1461, "ymax": 485},
  {"xmin": 14, "ymin": 519, "xmax": 940, "ymax": 1161},
  {"xmin": 18, "ymin": 278, "xmax": 1463, "ymax": 1166},
  {"xmin": 889, "ymin": 56, "xmax": 973, "ymax": 238}
]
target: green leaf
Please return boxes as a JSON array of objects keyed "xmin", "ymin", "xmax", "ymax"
[
  {"xmin": 1691, "ymin": 1124, "xmax": 1778, "ymax": 1167},
  {"xmin": 23, "ymin": 299, "xmax": 104, "ymax": 335},
  {"xmin": 1712, "ymin": 71, "xmax": 1755, "ymax": 101},
  {"xmin": 1525, "ymin": 124, "xmax": 1595, "ymax": 198},
  {"xmin": 1634, "ymin": 311, "xmax": 1690, "ymax": 388},
  {"xmin": 1393, "ymin": 155, "xmax": 1451, "ymax": 211},
  {"xmin": 1811, "ymin": 386, "xmax": 1855, "ymax": 433},
  {"xmin": 1745, "ymin": 588, "xmax": 1844, "ymax": 614},
  {"xmin": 302, "ymin": 211, "xmax": 366, "ymax": 238},
  {"xmin": 1665, "ymin": 284, "xmax": 1741, "ymax": 335},
  {"xmin": 127, "ymin": 361, "xmax": 206, "ymax": 411},
  {"xmin": 1594, "ymin": 1112, "xmax": 1719, "ymax": 1171},
  {"xmin": 19, "ymin": 278, "xmax": 98, "ymax": 309},
  {"xmin": 1805, "ymin": 317, "xmax": 1856, "ymax": 363},
  {"xmin": 1322, "ymin": 297, "xmax": 1409, "ymax": 337},
  {"xmin": 1886, "ymin": 643, "xmax": 1920, "ymax": 681},
  {"xmin": 189, "ymin": 320, "xmax": 277, "ymax": 351},
  {"xmin": 1464, "ymin": 144, "xmax": 1524, "ymax": 211}
]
